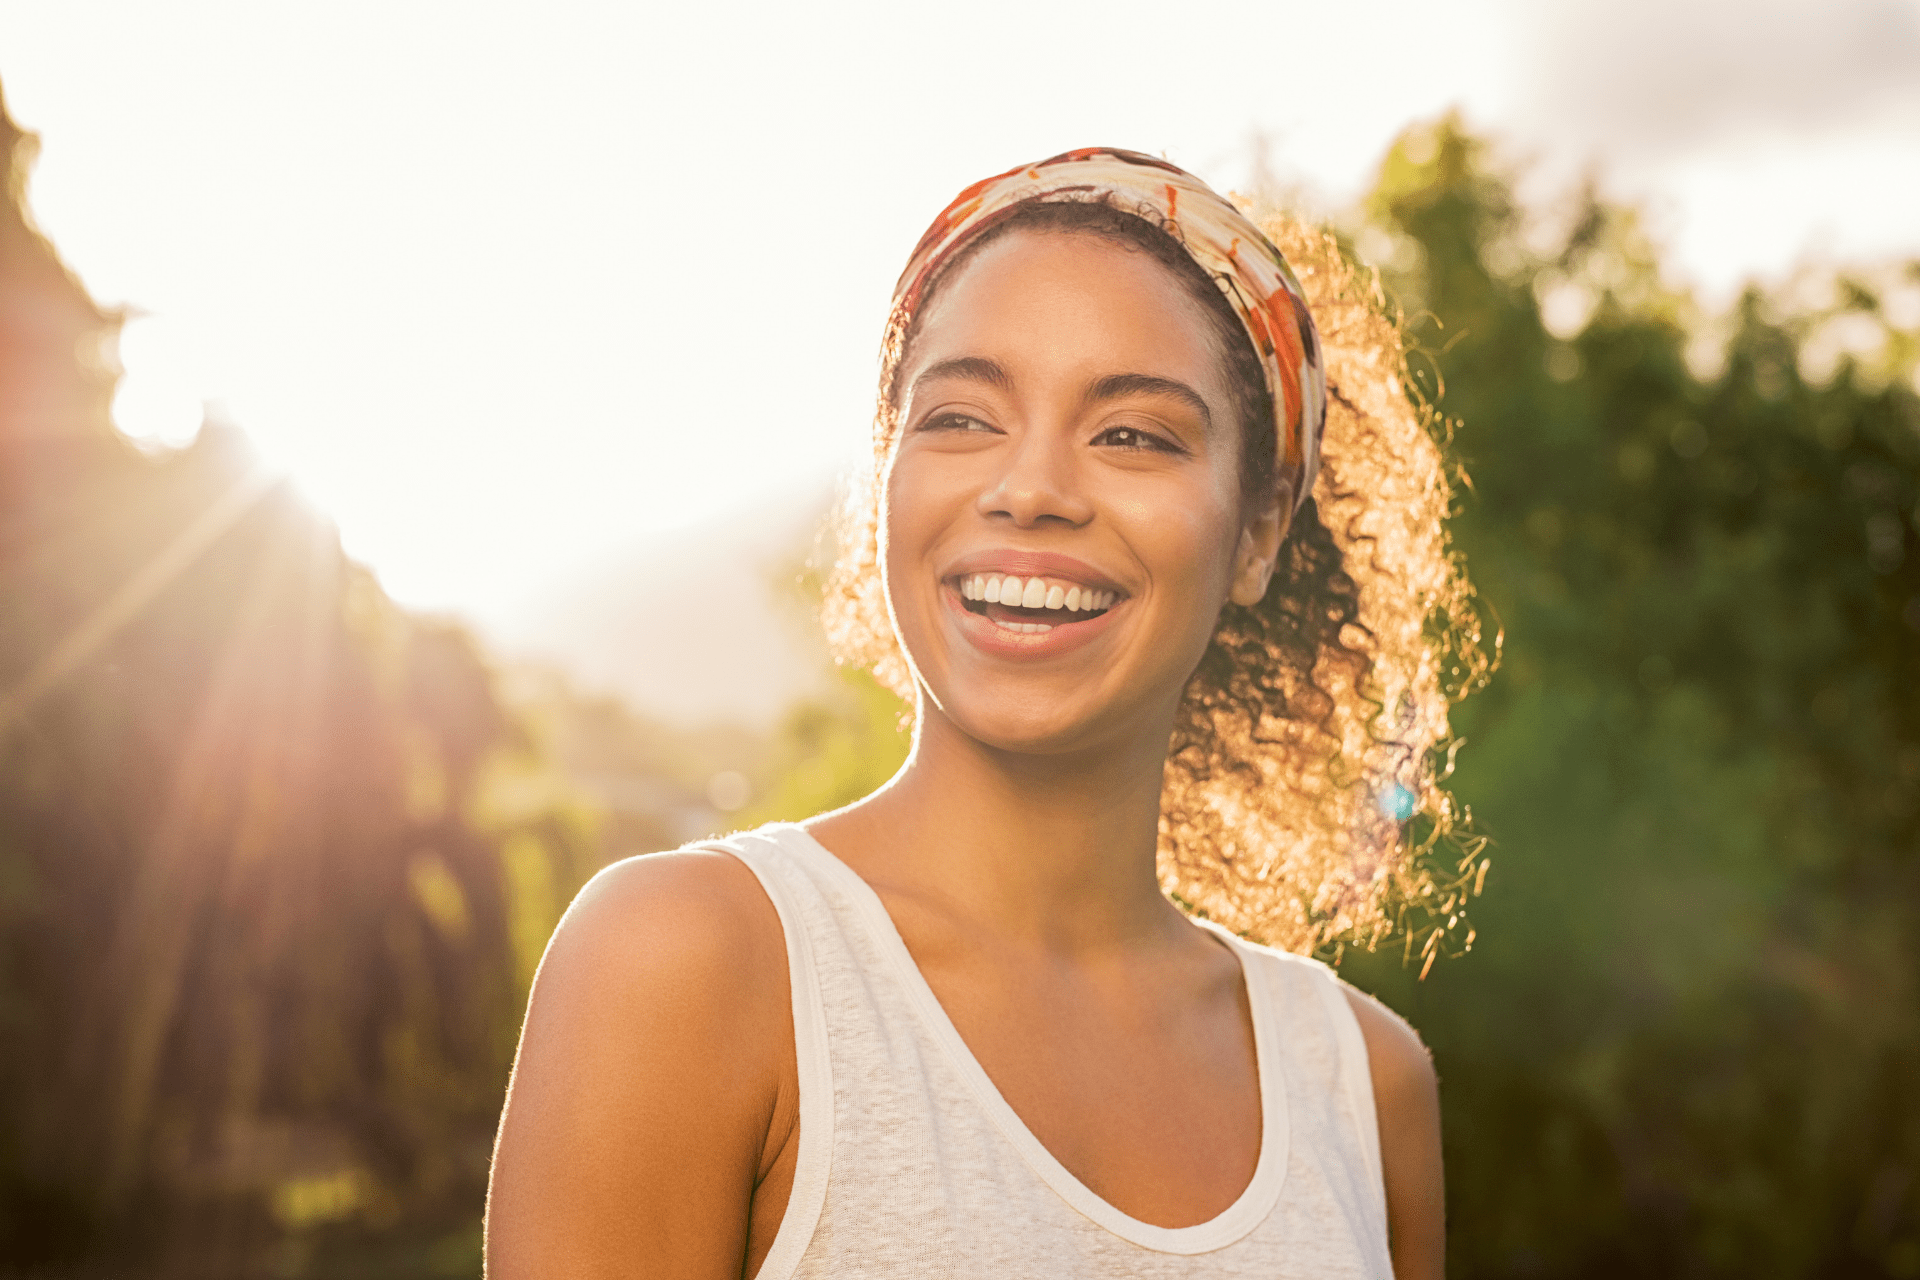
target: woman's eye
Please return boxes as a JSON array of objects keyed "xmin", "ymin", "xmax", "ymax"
[
  {"xmin": 920, "ymin": 412, "xmax": 997, "ymax": 434},
  {"xmin": 1093, "ymin": 425, "xmax": 1180, "ymax": 453}
]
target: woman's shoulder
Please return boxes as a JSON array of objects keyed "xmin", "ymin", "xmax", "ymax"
[
  {"xmin": 1331, "ymin": 978, "xmax": 1444, "ymax": 1279},
  {"xmin": 488, "ymin": 842, "xmax": 800, "ymax": 1275},
  {"xmin": 555, "ymin": 838, "xmax": 786, "ymax": 964},
  {"xmin": 1334, "ymin": 981, "xmax": 1434, "ymax": 1097},
  {"xmin": 533, "ymin": 842, "xmax": 792, "ymax": 1048},
  {"xmin": 565, "ymin": 838, "xmax": 778, "ymax": 926}
]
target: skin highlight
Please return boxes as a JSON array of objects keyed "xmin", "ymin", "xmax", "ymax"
[{"xmin": 483, "ymin": 228, "xmax": 1444, "ymax": 1280}]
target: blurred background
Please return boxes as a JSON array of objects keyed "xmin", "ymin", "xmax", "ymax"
[{"xmin": 1, "ymin": 1, "xmax": 1916, "ymax": 1275}]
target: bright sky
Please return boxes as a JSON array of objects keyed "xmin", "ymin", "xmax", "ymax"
[{"xmin": 3, "ymin": 0, "xmax": 1916, "ymax": 624}]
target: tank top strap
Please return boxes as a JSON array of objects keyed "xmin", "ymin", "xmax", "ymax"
[
  {"xmin": 1308, "ymin": 961, "xmax": 1388, "ymax": 1217},
  {"xmin": 1222, "ymin": 939, "xmax": 1392, "ymax": 1264},
  {"xmin": 690, "ymin": 827, "xmax": 838, "ymax": 1280}
]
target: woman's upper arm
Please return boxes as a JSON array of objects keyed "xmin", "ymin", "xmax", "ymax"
[
  {"xmin": 485, "ymin": 849, "xmax": 793, "ymax": 1280},
  {"xmin": 1342, "ymin": 984, "xmax": 1445, "ymax": 1280}
]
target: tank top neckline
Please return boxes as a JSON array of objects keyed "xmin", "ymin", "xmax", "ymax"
[{"xmin": 766, "ymin": 822, "xmax": 1294, "ymax": 1256}]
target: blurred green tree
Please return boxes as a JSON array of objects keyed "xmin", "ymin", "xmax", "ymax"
[
  {"xmin": 1339, "ymin": 117, "xmax": 1920, "ymax": 1277},
  {"xmin": 736, "ymin": 666, "xmax": 911, "ymax": 828}
]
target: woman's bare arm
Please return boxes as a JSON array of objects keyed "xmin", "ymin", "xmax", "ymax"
[
  {"xmin": 485, "ymin": 849, "xmax": 795, "ymax": 1279},
  {"xmin": 1343, "ymin": 986, "xmax": 1446, "ymax": 1280}
]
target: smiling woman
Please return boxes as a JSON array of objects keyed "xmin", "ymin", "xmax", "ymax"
[
  {"xmin": 485, "ymin": 149, "xmax": 1487, "ymax": 1280},
  {"xmin": 836, "ymin": 163, "xmax": 1484, "ymax": 958}
]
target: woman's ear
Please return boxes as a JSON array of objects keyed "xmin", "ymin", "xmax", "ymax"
[{"xmin": 1228, "ymin": 483, "xmax": 1293, "ymax": 608}]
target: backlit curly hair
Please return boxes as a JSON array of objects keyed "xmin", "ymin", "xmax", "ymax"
[{"xmin": 823, "ymin": 198, "xmax": 1494, "ymax": 963}]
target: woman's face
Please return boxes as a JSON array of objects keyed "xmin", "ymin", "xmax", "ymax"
[{"xmin": 883, "ymin": 229, "xmax": 1281, "ymax": 756}]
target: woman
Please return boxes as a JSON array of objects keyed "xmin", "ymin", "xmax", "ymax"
[{"xmin": 486, "ymin": 148, "xmax": 1483, "ymax": 1279}]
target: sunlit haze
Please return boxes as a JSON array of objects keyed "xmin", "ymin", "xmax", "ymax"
[{"xmin": 4, "ymin": 0, "xmax": 1916, "ymax": 626}]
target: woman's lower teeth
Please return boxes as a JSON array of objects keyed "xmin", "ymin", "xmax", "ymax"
[{"xmin": 995, "ymin": 619, "xmax": 1051, "ymax": 634}]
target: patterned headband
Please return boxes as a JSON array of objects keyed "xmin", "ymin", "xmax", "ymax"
[{"xmin": 892, "ymin": 147, "xmax": 1326, "ymax": 514}]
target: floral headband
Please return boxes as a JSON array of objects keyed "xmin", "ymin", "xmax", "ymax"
[{"xmin": 892, "ymin": 147, "xmax": 1326, "ymax": 515}]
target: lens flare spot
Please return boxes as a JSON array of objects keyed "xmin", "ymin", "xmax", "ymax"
[{"xmin": 1379, "ymin": 783, "xmax": 1416, "ymax": 822}]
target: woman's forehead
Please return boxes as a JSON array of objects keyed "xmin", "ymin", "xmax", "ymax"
[{"xmin": 908, "ymin": 231, "xmax": 1224, "ymax": 383}]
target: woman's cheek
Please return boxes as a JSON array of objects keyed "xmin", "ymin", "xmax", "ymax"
[
  {"xmin": 1133, "ymin": 492, "xmax": 1235, "ymax": 599},
  {"xmin": 880, "ymin": 461, "xmax": 948, "ymax": 634}
]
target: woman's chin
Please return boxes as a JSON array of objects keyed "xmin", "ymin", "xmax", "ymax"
[{"xmin": 920, "ymin": 684, "xmax": 1140, "ymax": 761}]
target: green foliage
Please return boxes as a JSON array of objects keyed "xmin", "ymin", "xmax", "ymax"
[
  {"xmin": 738, "ymin": 666, "xmax": 912, "ymax": 827},
  {"xmin": 1341, "ymin": 116, "xmax": 1920, "ymax": 1277}
]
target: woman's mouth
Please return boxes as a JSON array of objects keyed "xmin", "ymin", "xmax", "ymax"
[{"xmin": 950, "ymin": 573, "xmax": 1120, "ymax": 634}]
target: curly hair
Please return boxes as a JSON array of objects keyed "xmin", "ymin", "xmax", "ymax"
[{"xmin": 822, "ymin": 198, "xmax": 1493, "ymax": 962}]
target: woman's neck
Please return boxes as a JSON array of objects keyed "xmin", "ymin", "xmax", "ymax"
[{"xmin": 807, "ymin": 698, "xmax": 1187, "ymax": 953}]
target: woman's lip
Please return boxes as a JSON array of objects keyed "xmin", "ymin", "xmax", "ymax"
[
  {"xmin": 943, "ymin": 579, "xmax": 1121, "ymax": 660},
  {"xmin": 942, "ymin": 550, "xmax": 1126, "ymax": 596}
]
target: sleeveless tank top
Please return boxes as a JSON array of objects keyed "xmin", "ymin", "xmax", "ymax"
[{"xmin": 704, "ymin": 823, "xmax": 1394, "ymax": 1280}]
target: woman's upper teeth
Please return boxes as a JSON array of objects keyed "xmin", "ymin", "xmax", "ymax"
[{"xmin": 959, "ymin": 574, "xmax": 1117, "ymax": 611}]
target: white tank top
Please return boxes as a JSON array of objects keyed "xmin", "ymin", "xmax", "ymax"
[{"xmin": 707, "ymin": 824, "xmax": 1394, "ymax": 1280}]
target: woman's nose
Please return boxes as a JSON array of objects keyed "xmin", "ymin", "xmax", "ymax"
[{"xmin": 976, "ymin": 432, "xmax": 1094, "ymax": 528}]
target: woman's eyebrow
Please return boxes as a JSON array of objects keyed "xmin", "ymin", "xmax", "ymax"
[
  {"xmin": 908, "ymin": 356, "xmax": 1012, "ymax": 399},
  {"xmin": 1083, "ymin": 373, "xmax": 1213, "ymax": 432}
]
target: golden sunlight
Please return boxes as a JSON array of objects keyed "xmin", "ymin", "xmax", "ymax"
[{"xmin": 110, "ymin": 316, "xmax": 206, "ymax": 451}]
